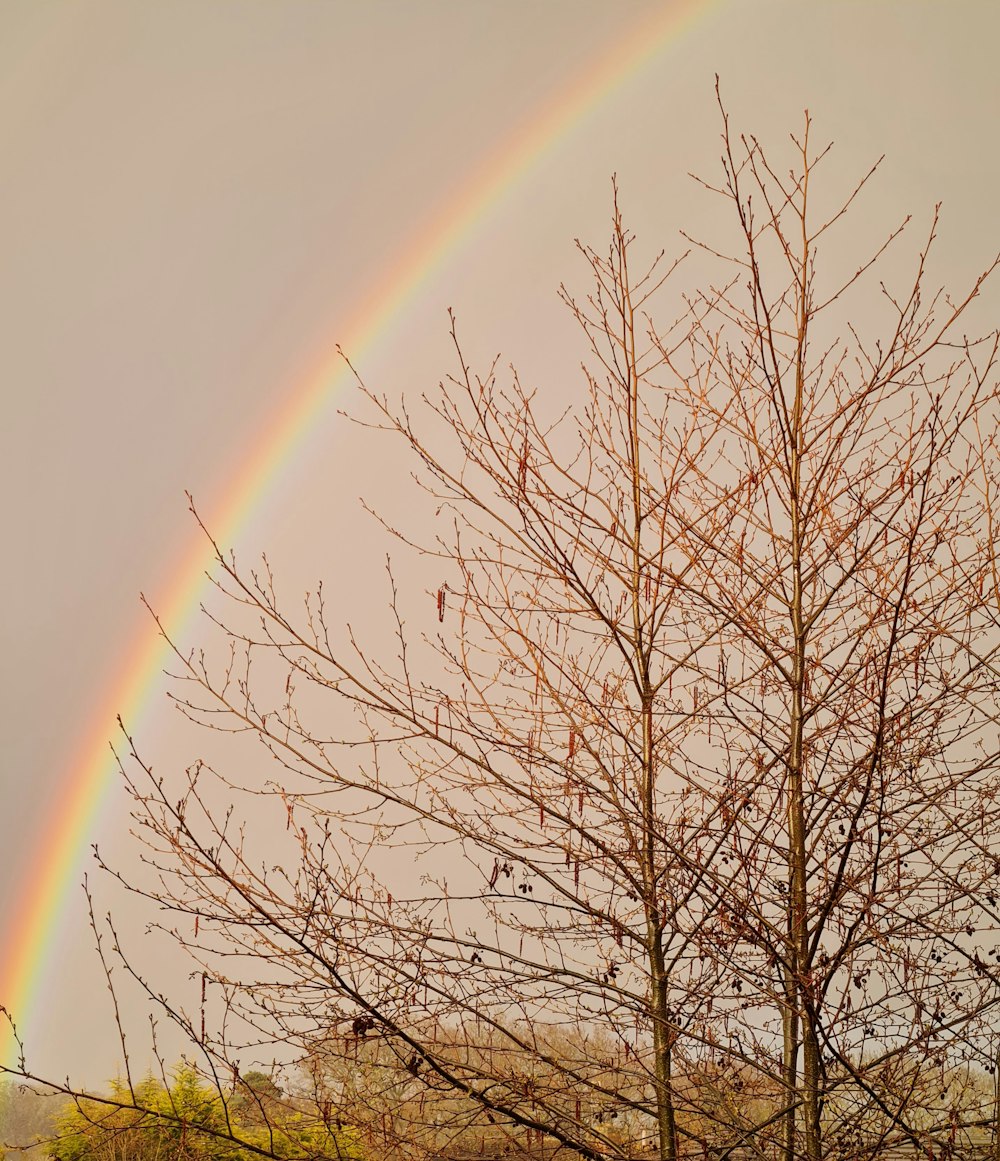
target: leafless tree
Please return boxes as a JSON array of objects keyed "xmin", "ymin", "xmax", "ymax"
[{"xmin": 7, "ymin": 95, "xmax": 1000, "ymax": 1161}]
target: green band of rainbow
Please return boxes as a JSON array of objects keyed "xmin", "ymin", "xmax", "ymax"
[{"xmin": 1, "ymin": 0, "xmax": 714, "ymax": 1071}]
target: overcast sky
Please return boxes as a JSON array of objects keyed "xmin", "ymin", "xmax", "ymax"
[{"xmin": 3, "ymin": 0, "xmax": 999, "ymax": 1084}]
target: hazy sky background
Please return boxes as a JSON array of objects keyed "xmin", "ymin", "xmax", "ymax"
[{"xmin": 3, "ymin": 0, "xmax": 1000, "ymax": 1084}]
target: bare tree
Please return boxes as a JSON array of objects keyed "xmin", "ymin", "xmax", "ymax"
[{"xmin": 7, "ymin": 97, "xmax": 1000, "ymax": 1161}]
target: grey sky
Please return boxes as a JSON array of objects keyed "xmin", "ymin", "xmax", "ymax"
[{"xmin": 2, "ymin": 0, "xmax": 999, "ymax": 1083}]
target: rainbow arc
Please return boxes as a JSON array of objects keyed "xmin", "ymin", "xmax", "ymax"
[{"xmin": 0, "ymin": 0, "xmax": 715, "ymax": 1070}]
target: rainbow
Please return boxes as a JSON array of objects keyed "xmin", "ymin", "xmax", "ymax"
[{"xmin": 1, "ymin": 0, "xmax": 717, "ymax": 1071}]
